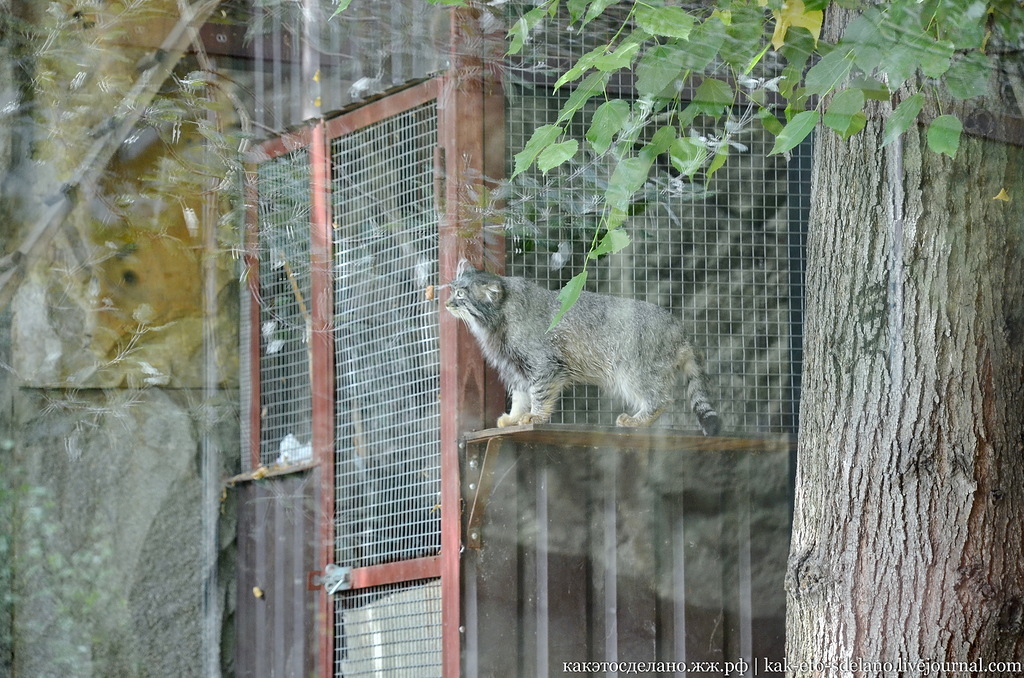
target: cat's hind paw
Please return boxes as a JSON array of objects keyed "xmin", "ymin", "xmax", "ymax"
[{"xmin": 616, "ymin": 410, "xmax": 661, "ymax": 427}]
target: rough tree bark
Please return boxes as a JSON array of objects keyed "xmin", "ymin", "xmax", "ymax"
[{"xmin": 786, "ymin": 9, "xmax": 1024, "ymax": 676}]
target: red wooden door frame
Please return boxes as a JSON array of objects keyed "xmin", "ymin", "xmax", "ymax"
[{"xmin": 245, "ymin": 31, "xmax": 503, "ymax": 669}]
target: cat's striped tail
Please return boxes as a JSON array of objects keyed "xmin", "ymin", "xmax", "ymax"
[{"xmin": 679, "ymin": 347, "xmax": 721, "ymax": 436}]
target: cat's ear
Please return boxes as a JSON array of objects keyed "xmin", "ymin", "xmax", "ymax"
[
  {"xmin": 456, "ymin": 258, "xmax": 472, "ymax": 278},
  {"xmin": 482, "ymin": 282, "xmax": 503, "ymax": 304}
]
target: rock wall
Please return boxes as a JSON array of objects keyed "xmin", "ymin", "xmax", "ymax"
[
  {"xmin": 7, "ymin": 388, "xmax": 238, "ymax": 677},
  {"xmin": 0, "ymin": 18, "xmax": 242, "ymax": 671},
  {"xmin": 2, "ymin": 227, "xmax": 240, "ymax": 676}
]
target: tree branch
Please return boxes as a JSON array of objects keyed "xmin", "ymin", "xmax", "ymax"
[{"xmin": 0, "ymin": 0, "xmax": 222, "ymax": 310}]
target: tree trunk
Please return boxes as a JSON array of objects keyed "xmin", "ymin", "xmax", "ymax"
[{"xmin": 786, "ymin": 10, "xmax": 1024, "ymax": 676}]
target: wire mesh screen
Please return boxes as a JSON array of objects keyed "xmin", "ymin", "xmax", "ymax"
[
  {"xmin": 331, "ymin": 102, "xmax": 441, "ymax": 569},
  {"xmin": 501, "ymin": 3, "xmax": 811, "ymax": 435},
  {"xmin": 255, "ymin": 148, "xmax": 314, "ymax": 467},
  {"xmin": 334, "ymin": 579, "xmax": 442, "ymax": 677},
  {"xmin": 223, "ymin": 0, "xmax": 448, "ymax": 134}
]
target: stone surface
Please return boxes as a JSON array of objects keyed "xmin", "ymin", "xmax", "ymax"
[{"xmin": 7, "ymin": 387, "xmax": 238, "ymax": 677}]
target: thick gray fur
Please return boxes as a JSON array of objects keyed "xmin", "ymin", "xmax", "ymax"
[{"xmin": 445, "ymin": 263, "xmax": 721, "ymax": 435}]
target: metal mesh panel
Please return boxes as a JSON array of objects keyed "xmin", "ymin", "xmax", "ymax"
[
  {"xmin": 502, "ymin": 2, "xmax": 810, "ymax": 435},
  {"xmin": 242, "ymin": 0, "xmax": 447, "ymax": 133},
  {"xmin": 255, "ymin": 148, "xmax": 313, "ymax": 466},
  {"xmin": 331, "ymin": 102, "xmax": 441, "ymax": 569},
  {"xmin": 334, "ymin": 579, "xmax": 442, "ymax": 677}
]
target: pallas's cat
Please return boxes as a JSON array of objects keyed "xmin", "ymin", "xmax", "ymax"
[{"xmin": 445, "ymin": 263, "xmax": 720, "ymax": 435}]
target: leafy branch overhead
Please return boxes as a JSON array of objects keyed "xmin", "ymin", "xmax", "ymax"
[
  {"xmin": 510, "ymin": 0, "xmax": 1021, "ymax": 177},
  {"xmin": 504, "ymin": 0, "xmax": 1021, "ymax": 321},
  {"xmin": 336, "ymin": 0, "xmax": 1021, "ymax": 321}
]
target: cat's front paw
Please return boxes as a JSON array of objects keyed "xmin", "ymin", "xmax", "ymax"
[
  {"xmin": 497, "ymin": 412, "xmax": 550, "ymax": 427},
  {"xmin": 518, "ymin": 413, "xmax": 549, "ymax": 426},
  {"xmin": 497, "ymin": 412, "xmax": 533, "ymax": 427}
]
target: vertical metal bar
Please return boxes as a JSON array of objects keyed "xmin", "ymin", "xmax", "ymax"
[
  {"xmin": 272, "ymin": 494, "xmax": 287, "ymax": 678},
  {"xmin": 673, "ymin": 502, "xmax": 688, "ymax": 676},
  {"xmin": 536, "ymin": 465, "xmax": 550, "ymax": 678},
  {"xmin": 243, "ymin": 168, "xmax": 262, "ymax": 472},
  {"xmin": 309, "ymin": 121, "xmax": 336, "ymax": 678},
  {"xmin": 290, "ymin": 3, "xmax": 303, "ymax": 124},
  {"xmin": 737, "ymin": 456, "xmax": 753, "ymax": 677},
  {"xmin": 462, "ymin": 557, "xmax": 479, "ymax": 678},
  {"xmin": 201, "ymin": 78, "xmax": 222, "ymax": 678},
  {"xmin": 602, "ymin": 456, "xmax": 618, "ymax": 671},
  {"xmin": 253, "ymin": 5, "xmax": 265, "ymax": 132},
  {"xmin": 302, "ymin": 0, "xmax": 322, "ymax": 121},
  {"xmin": 271, "ymin": 8, "xmax": 283, "ymax": 129},
  {"xmin": 254, "ymin": 487, "xmax": 269, "ymax": 674}
]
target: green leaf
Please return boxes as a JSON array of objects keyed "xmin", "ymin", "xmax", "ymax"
[
  {"xmin": 823, "ymin": 88, "xmax": 866, "ymax": 138},
  {"xmin": 769, "ymin": 110, "xmax": 819, "ymax": 155},
  {"xmin": 804, "ymin": 48, "xmax": 853, "ymax": 96},
  {"xmin": 604, "ymin": 206, "xmax": 628, "ymax": 231},
  {"xmin": 635, "ymin": 45, "xmax": 684, "ymax": 98},
  {"xmin": 881, "ymin": 93, "xmax": 925, "ymax": 147},
  {"xmin": 720, "ymin": 3, "xmax": 766, "ymax": 69},
  {"xmin": 927, "ymin": 114, "xmax": 962, "ymax": 158},
  {"xmin": 668, "ymin": 136, "xmax": 708, "ymax": 177},
  {"xmin": 946, "ymin": 51, "xmax": 991, "ymax": 100},
  {"xmin": 582, "ymin": 0, "xmax": 618, "ymax": 26},
  {"xmin": 677, "ymin": 102, "xmax": 700, "ymax": 129},
  {"xmin": 567, "ymin": 0, "xmax": 589, "ymax": 23},
  {"xmin": 840, "ymin": 112, "xmax": 865, "ymax": 139},
  {"xmin": 644, "ymin": 125, "xmax": 677, "ymax": 156},
  {"xmin": 757, "ymin": 107, "xmax": 784, "ymax": 136},
  {"xmin": 589, "ymin": 227, "xmax": 631, "ymax": 258},
  {"xmin": 508, "ymin": 6, "xmax": 549, "ymax": 55},
  {"xmin": 842, "ymin": 10, "xmax": 889, "ymax": 75},
  {"xmin": 557, "ymin": 71, "xmax": 609, "ymax": 123},
  {"xmin": 881, "ymin": 42, "xmax": 921, "ymax": 92},
  {"xmin": 549, "ymin": 271, "xmax": 588, "ymax": 330},
  {"xmin": 777, "ymin": 27, "xmax": 816, "ymax": 98},
  {"xmin": 586, "ymin": 100, "xmax": 630, "ymax": 155},
  {"xmin": 634, "ymin": 5, "xmax": 695, "ymax": 40},
  {"xmin": 706, "ymin": 144, "xmax": 729, "ymax": 179},
  {"xmin": 593, "ymin": 33, "xmax": 644, "ymax": 72},
  {"xmin": 330, "ymin": 0, "xmax": 354, "ymax": 18},
  {"xmin": 678, "ymin": 20, "xmax": 726, "ymax": 72},
  {"xmin": 692, "ymin": 78, "xmax": 734, "ymax": 118},
  {"xmin": 537, "ymin": 139, "xmax": 579, "ymax": 173},
  {"xmin": 743, "ymin": 41, "xmax": 772, "ymax": 76},
  {"xmin": 935, "ymin": 0, "xmax": 988, "ymax": 49},
  {"xmin": 605, "ymin": 154, "xmax": 654, "ymax": 211},
  {"xmin": 850, "ymin": 75, "xmax": 891, "ymax": 100},
  {"xmin": 513, "ymin": 124, "xmax": 562, "ymax": 177},
  {"xmin": 917, "ymin": 37, "xmax": 954, "ymax": 79},
  {"xmin": 554, "ymin": 45, "xmax": 606, "ymax": 89}
]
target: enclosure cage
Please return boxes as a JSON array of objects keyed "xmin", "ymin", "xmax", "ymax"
[
  {"xmin": 233, "ymin": 3, "xmax": 810, "ymax": 677},
  {"xmin": 238, "ymin": 79, "xmax": 459, "ymax": 677}
]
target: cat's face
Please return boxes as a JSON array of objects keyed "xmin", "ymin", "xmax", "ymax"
[{"xmin": 445, "ymin": 265, "xmax": 504, "ymax": 329}]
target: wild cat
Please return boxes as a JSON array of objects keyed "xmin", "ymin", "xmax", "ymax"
[{"xmin": 444, "ymin": 262, "xmax": 721, "ymax": 435}]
